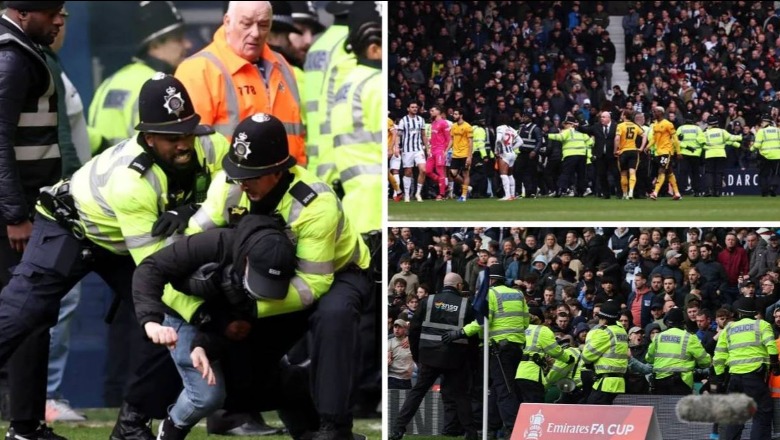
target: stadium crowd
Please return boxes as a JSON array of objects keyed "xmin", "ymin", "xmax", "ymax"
[
  {"xmin": 388, "ymin": 226, "xmax": 780, "ymax": 439},
  {"xmin": 388, "ymin": 1, "xmax": 780, "ymax": 200}
]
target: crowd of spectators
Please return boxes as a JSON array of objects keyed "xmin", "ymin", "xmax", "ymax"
[
  {"xmin": 389, "ymin": 1, "xmax": 780, "ymax": 181},
  {"xmin": 388, "ymin": 227, "xmax": 780, "ymax": 374}
]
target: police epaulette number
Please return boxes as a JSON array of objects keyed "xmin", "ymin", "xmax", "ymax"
[
  {"xmin": 289, "ymin": 181, "xmax": 318, "ymax": 206},
  {"xmin": 128, "ymin": 152, "xmax": 154, "ymax": 176}
]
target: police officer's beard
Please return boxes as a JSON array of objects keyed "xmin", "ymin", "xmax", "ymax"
[{"xmin": 249, "ymin": 170, "xmax": 294, "ymax": 215}]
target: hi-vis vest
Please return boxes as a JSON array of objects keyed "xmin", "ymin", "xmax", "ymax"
[
  {"xmin": 330, "ymin": 64, "xmax": 382, "ymax": 233},
  {"xmin": 676, "ymin": 124, "xmax": 704, "ymax": 157},
  {"xmin": 645, "ymin": 326, "xmax": 710, "ymax": 388},
  {"xmin": 88, "ymin": 61, "xmax": 157, "ymax": 149},
  {"xmin": 302, "ymin": 24, "xmax": 350, "ymax": 180},
  {"xmin": 582, "ymin": 324, "xmax": 629, "ymax": 393},
  {"xmin": 713, "ymin": 318, "xmax": 778, "ymax": 375},
  {"xmin": 519, "ymin": 122, "xmax": 539, "ymax": 151},
  {"xmin": 752, "ymin": 125, "xmax": 780, "ymax": 160},
  {"xmin": 769, "ymin": 339, "xmax": 780, "ymax": 397},
  {"xmin": 39, "ymin": 133, "xmax": 227, "ymax": 265},
  {"xmin": 548, "ymin": 128, "xmax": 593, "ymax": 159},
  {"xmin": 547, "ymin": 346, "xmax": 584, "ymax": 389},
  {"xmin": 697, "ymin": 127, "xmax": 741, "ymax": 159},
  {"xmin": 462, "ymin": 285, "xmax": 529, "ymax": 344},
  {"xmin": 516, "ymin": 324, "xmax": 568, "ymax": 385},
  {"xmin": 473, "ymin": 126, "xmax": 493, "ymax": 159},
  {"xmin": 175, "ymin": 26, "xmax": 306, "ymax": 166},
  {"xmin": 173, "ymin": 166, "xmax": 370, "ymax": 321}
]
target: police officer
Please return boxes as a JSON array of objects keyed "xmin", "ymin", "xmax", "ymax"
[
  {"xmin": 88, "ymin": 1, "xmax": 189, "ymax": 151},
  {"xmin": 516, "ymin": 307, "xmax": 573, "ymax": 403},
  {"xmin": 175, "ymin": 113, "xmax": 371, "ymax": 440},
  {"xmin": 676, "ymin": 115, "xmax": 705, "ymax": 197},
  {"xmin": 698, "ymin": 115, "xmax": 742, "ymax": 197},
  {"xmin": 0, "ymin": 74, "xmax": 228, "ymax": 440},
  {"xmin": 548, "ymin": 116, "xmax": 593, "ymax": 197},
  {"xmin": 581, "ymin": 301, "xmax": 629, "ymax": 405},
  {"xmin": 305, "ymin": 1, "xmax": 355, "ymax": 185},
  {"xmin": 645, "ymin": 307, "xmax": 711, "ymax": 395},
  {"xmin": 330, "ymin": 1, "xmax": 382, "ymax": 233},
  {"xmin": 712, "ymin": 297, "xmax": 779, "ymax": 440},
  {"xmin": 132, "ymin": 215, "xmax": 319, "ymax": 440},
  {"xmin": 390, "ymin": 273, "xmax": 477, "ymax": 440},
  {"xmin": 471, "ymin": 117, "xmax": 494, "ymax": 198},
  {"xmin": 516, "ymin": 109, "xmax": 543, "ymax": 198},
  {"xmin": 546, "ymin": 336, "xmax": 585, "ymax": 404},
  {"xmin": 751, "ymin": 114, "xmax": 780, "ymax": 197},
  {"xmin": 446, "ymin": 264, "xmax": 528, "ymax": 433}
]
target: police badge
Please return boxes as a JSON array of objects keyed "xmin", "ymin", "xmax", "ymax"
[
  {"xmin": 233, "ymin": 132, "xmax": 252, "ymax": 162},
  {"xmin": 163, "ymin": 86, "xmax": 185, "ymax": 117}
]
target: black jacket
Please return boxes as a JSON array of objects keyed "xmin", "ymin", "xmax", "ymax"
[
  {"xmin": 0, "ymin": 19, "xmax": 61, "ymax": 228},
  {"xmin": 578, "ymin": 121, "xmax": 617, "ymax": 158}
]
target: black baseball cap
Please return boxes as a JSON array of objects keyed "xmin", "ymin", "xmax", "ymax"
[{"xmin": 244, "ymin": 228, "xmax": 297, "ymax": 300}]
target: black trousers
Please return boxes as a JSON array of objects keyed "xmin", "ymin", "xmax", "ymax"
[
  {"xmin": 557, "ymin": 156, "xmax": 587, "ymax": 195},
  {"xmin": 543, "ymin": 158, "xmax": 561, "ymax": 195},
  {"xmin": 514, "ymin": 152, "xmax": 538, "ymax": 197},
  {"xmin": 758, "ymin": 156, "xmax": 779, "ymax": 195},
  {"xmin": 516, "ymin": 378, "xmax": 545, "ymax": 404},
  {"xmin": 0, "ymin": 215, "xmax": 181, "ymax": 421},
  {"xmin": 678, "ymin": 155, "xmax": 703, "ymax": 194},
  {"xmin": 723, "ymin": 372, "xmax": 773, "ymax": 440},
  {"xmin": 594, "ymin": 155, "xmax": 618, "ymax": 197},
  {"xmin": 489, "ymin": 342, "xmax": 522, "ymax": 430},
  {"xmin": 652, "ymin": 376, "xmax": 691, "ymax": 396},
  {"xmin": 393, "ymin": 362, "xmax": 474, "ymax": 436},
  {"xmin": 704, "ymin": 157, "xmax": 727, "ymax": 195},
  {"xmin": 585, "ymin": 389, "xmax": 619, "ymax": 405}
]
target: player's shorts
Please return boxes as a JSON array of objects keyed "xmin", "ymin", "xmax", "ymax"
[
  {"xmin": 617, "ymin": 150, "xmax": 639, "ymax": 171},
  {"xmin": 654, "ymin": 153, "xmax": 673, "ymax": 172},
  {"xmin": 402, "ymin": 150, "xmax": 426, "ymax": 168},
  {"xmin": 449, "ymin": 157, "xmax": 470, "ymax": 171},
  {"xmin": 389, "ymin": 154, "xmax": 401, "ymax": 170},
  {"xmin": 429, "ymin": 150, "xmax": 446, "ymax": 168},
  {"xmin": 499, "ymin": 151, "xmax": 517, "ymax": 167}
]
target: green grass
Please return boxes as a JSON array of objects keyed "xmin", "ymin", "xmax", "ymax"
[
  {"xmin": 0, "ymin": 409, "xmax": 382, "ymax": 439},
  {"xmin": 388, "ymin": 195, "xmax": 780, "ymax": 221}
]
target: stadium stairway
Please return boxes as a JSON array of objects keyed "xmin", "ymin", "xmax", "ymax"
[{"xmin": 607, "ymin": 15, "xmax": 629, "ymax": 96}]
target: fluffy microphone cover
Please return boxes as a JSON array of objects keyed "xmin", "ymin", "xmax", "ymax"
[{"xmin": 676, "ymin": 393, "xmax": 757, "ymax": 424}]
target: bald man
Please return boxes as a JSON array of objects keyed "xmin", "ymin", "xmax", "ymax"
[
  {"xmin": 390, "ymin": 271, "xmax": 477, "ymax": 440},
  {"xmin": 579, "ymin": 111, "xmax": 618, "ymax": 199}
]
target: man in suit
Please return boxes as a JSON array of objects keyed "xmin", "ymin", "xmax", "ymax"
[{"xmin": 579, "ymin": 111, "xmax": 617, "ymax": 198}]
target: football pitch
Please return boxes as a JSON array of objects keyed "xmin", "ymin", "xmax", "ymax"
[
  {"xmin": 0, "ymin": 409, "xmax": 382, "ymax": 440},
  {"xmin": 388, "ymin": 195, "xmax": 780, "ymax": 222}
]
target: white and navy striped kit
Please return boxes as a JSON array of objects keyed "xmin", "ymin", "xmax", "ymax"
[
  {"xmin": 397, "ymin": 114, "xmax": 426, "ymax": 153},
  {"xmin": 496, "ymin": 125, "xmax": 517, "ymax": 154}
]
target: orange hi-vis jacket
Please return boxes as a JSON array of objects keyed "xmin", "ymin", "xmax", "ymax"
[
  {"xmin": 770, "ymin": 338, "xmax": 780, "ymax": 398},
  {"xmin": 175, "ymin": 26, "xmax": 306, "ymax": 166}
]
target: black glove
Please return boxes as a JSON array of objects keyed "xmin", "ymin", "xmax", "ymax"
[
  {"xmin": 222, "ymin": 266, "xmax": 256, "ymax": 321},
  {"xmin": 151, "ymin": 203, "xmax": 199, "ymax": 237},
  {"xmin": 566, "ymin": 354, "xmax": 576, "ymax": 365},
  {"xmin": 441, "ymin": 328, "xmax": 465, "ymax": 344}
]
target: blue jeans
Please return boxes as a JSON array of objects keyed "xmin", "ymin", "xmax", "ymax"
[
  {"xmin": 164, "ymin": 314, "xmax": 226, "ymax": 428},
  {"xmin": 46, "ymin": 283, "xmax": 81, "ymax": 399}
]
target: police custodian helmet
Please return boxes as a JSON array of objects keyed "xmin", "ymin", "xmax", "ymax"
[
  {"xmin": 135, "ymin": 73, "xmax": 213, "ymax": 136},
  {"xmin": 136, "ymin": 1, "xmax": 184, "ymax": 49},
  {"xmin": 222, "ymin": 113, "xmax": 296, "ymax": 181}
]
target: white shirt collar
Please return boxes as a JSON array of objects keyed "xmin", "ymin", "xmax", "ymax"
[{"xmin": 2, "ymin": 15, "xmax": 24, "ymax": 34}]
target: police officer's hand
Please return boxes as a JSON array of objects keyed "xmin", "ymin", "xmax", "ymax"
[
  {"xmin": 224, "ymin": 320, "xmax": 252, "ymax": 341},
  {"xmin": 441, "ymin": 328, "xmax": 465, "ymax": 344},
  {"xmin": 151, "ymin": 203, "xmax": 199, "ymax": 237},
  {"xmin": 191, "ymin": 347, "xmax": 216, "ymax": 386},
  {"xmin": 144, "ymin": 322, "xmax": 178, "ymax": 348}
]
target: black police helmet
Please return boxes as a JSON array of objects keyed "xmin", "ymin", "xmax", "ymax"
[
  {"xmin": 346, "ymin": 0, "xmax": 381, "ymax": 54},
  {"xmin": 597, "ymin": 300, "xmax": 620, "ymax": 320},
  {"xmin": 734, "ymin": 297, "xmax": 758, "ymax": 317},
  {"xmin": 488, "ymin": 263, "xmax": 505, "ymax": 280},
  {"xmin": 270, "ymin": 1, "xmax": 302, "ymax": 35},
  {"xmin": 290, "ymin": 1, "xmax": 325, "ymax": 34},
  {"xmin": 664, "ymin": 307, "xmax": 685, "ymax": 326},
  {"xmin": 134, "ymin": 73, "xmax": 212, "ymax": 136},
  {"xmin": 222, "ymin": 113, "xmax": 296, "ymax": 181},
  {"xmin": 707, "ymin": 115, "xmax": 720, "ymax": 127},
  {"xmin": 325, "ymin": 0, "xmax": 352, "ymax": 16},
  {"xmin": 136, "ymin": 1, "xmax": 184, "ymax": 49}
]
